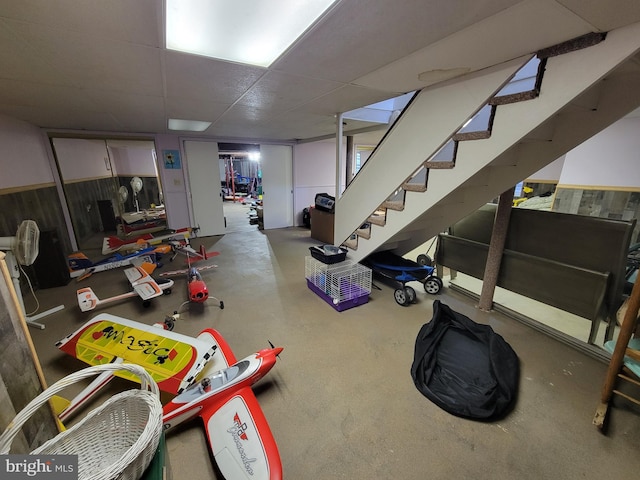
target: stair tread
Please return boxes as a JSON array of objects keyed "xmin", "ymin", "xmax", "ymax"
[
  {"xmin": 368, "ymin": 215, "xmax": 386, "ymax": 226},
  {"xmin": 402, "ymin": 182, "xmax": 427, "ymax": 192},
  {"xmin": 382, "ymin": 200, "xmax": 404, "ymax": 211},
  {"xmin": 490, "ymin": 89, "xmax": 539, "ymax": 106},
  {"xmin": 426, "ymin": 160, "xmax": 455, "ymax": 169},
  {"xmin": 453, "ymin": 130, "xmax": 491, "ymax": 141}
]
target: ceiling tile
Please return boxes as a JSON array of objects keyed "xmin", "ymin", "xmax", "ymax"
[
  {"xmin": 236, "ymin": 71, "xmax": 344, "ymax": 113},
  {"xmin": 165, "ymin": 96, "xmax": 230, "ymax": 123},
  {"xmin": 0, "ymin": 104, "xmax": 122, "ymax": 131},
  {"xmin": 165, "ymin": 51, "xmax": 265, "ymax": 104},
  {"xmin": 6, "ymin": 19, "xmax": 164, "ymax": 94},
  {"xmin": 0, "ymin": 78, "xmax": 100, "ymax": 110},
  {"xmin": 0, "ymin": 21, "xmax": 73, "ymax": 84},
  {"xmin": 557, "ymin": 0, "xmax": 640, "ymax": 31},
  {"xmin": 297, "ymin": 85, "xmax": 398, "ymax": 116},
  {"xmin": 0, "ymin": 0, "xmax": 160, "ymax": 46}
]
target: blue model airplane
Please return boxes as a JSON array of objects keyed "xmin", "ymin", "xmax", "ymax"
[{"xmin": 67, "ymin": 246, "xmax": 158, "ymax": 280}]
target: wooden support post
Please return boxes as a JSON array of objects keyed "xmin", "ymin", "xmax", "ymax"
[{"xmin": 478, "ymin": 187, "xmax": 515, "ymax": 311}]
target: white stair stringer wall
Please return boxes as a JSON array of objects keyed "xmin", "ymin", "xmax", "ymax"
[
  {"xmin": 333, "ymin": 56, "xmax": 532, "ymax": 245},
  {"xmin": 336, "ymin": 22, "xmax": 640, "ymax": 264}
]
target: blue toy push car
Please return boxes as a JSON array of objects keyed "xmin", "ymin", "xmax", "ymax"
[{"xmin": 363, "ymin": 250, "xmax": 443, "ymax": 306}]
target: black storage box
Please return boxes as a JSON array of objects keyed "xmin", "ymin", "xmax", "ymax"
[
  {"xmin": 314, "ymin": 193, "xmax": 335, "ymax": 213},
  {"xmin": 309, "ymin": 245, "xmax": 347, "ymax": 264}
]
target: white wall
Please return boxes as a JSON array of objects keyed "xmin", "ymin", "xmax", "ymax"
[
  {"xmin": 558, "ymin": 117, "xmax": 640, "ymax": 188},
  {"xmin": 0, "ymin": 114, "xmax": 54, "ymax": 189},
  {"xmin": 293, "ymin": 138, "xmax": 345, "ymax": 225},
  {"xmin": 527, "ymin": 155, "xmax": 564, "ymax": 182},
  {"xmin": 154, "ymin": 134, "xmax": 191, "ymax": 229}
]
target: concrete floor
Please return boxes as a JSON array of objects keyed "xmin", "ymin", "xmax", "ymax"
[{"xmin": 23, "ymin": 221, "xmax": 640, "ymax": 479}]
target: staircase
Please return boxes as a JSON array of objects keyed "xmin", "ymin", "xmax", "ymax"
[{"xmin": 335, "ymin": 23, "xmax": 640, "ymax": 263}]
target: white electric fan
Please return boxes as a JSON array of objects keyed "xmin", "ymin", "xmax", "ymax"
[
  {"xmin": 130, "ymin": 176, "xmax": 143, "ymax": 213},
  {"xmin": 118, "ymin": 185, "xmax": 129, "ymax": 209},
  {"xmin": 0, "ymin": 220, "xmax": 64, "ymax": 329}
]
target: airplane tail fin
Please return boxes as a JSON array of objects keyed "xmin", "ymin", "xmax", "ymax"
[
  {"xmin": 200, "ymin": 245, "xmax": 220, "ymax": 260},
  {"xmin": 103, "ymin": 234, "xmax": 154, "ymax": 255},
  {"xmin": 102, "ymin": 236, "xmax": 124, "ymax": 255},
  {"xmin": 77, "ymin": 287, "xmax": 100, "ymax": 312},
  {"xmin": 68, "ymin": 252, "xmax": 92, "ymax": 271}
]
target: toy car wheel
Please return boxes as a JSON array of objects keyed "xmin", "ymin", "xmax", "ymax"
[
  {"xmin": 406, "ymin": 286, "xmax": 417, "ymax": 303},
  {"xmin": 417, "ymin": 254, "xmax": 433, "ymax": 267},
  {"xmin": 164, "ymin": 288, "xmax": 172, "ymax": 295},
  {"xmin": 423, "ymin": 276, "xmax": 443, "ymax": 295},
  {"xmin": 219, "ymin": 300, "xmax": 224, "ymax": 309},
  {"xmin": 394, "ymin": 288, "xmax": 410, "ymax": 306}
]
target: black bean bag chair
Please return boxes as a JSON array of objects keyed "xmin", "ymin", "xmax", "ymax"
[{"xmin": 410, "ymin": 300, "xmax": 519, "ymax": 420}]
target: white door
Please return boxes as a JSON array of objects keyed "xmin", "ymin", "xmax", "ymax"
[
  {"xmin": 184, "ymin": 140, "xmax": 225, "ymax": 236},
  {"xmin": 260, "ymin": 144, "xmax": 293, "ymax": 229}
]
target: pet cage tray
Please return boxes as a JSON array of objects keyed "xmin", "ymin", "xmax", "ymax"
[{"xmin": 305, "ymin": 256, "xmax": 371, "ymax": 311}]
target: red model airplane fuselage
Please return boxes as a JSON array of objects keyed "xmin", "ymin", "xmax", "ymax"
[
  {"xmin": 188, "ymin": 266, "xmax": 208, "ymax": 303},
  {"xmin": 162, "ymin": 343, "xmax": 283, "ymax": 480}
]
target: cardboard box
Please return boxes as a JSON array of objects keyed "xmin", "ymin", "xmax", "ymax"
[{"xmin": 310, "ymin": 207, "xmax": 334, "ymax": 244}]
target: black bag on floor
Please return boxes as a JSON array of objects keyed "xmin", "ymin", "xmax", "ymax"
[{"xmin": 410, "ymin": 300, "xmax": 519, "ymax": 420}]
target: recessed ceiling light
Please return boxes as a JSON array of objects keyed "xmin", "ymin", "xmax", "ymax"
[
  {"xmin": 166, "ymin": 0, "xmax": 338, "ymax": 67},
  {"xmin": 168, "ymin": 119, "xmax": 212, "ymax": 132}
]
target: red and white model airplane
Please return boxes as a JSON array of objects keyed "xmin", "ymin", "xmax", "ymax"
[
  {"xmin": 101, "ymin": 227, "xmax": 192, "ymax": 255},
  {"xmin": 56, "ymin": 313, "xmax": 283, "ymax": 480},
  {"xmin": 76, "ymin": 265, "xmax": 174, "ymax": 312},
  {"xmin": 160, "ymin": 244, "xmax": 224, "ymax": 309}
]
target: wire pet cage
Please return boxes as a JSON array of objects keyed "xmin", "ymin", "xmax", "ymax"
[{"xmin": 305, "ymin": 256, "xmax": 372, "ymax": 311}]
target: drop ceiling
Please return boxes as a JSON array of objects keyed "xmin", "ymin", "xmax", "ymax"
[{"xmin": 0, "ymin": 0, "xmax": 639, "ymax": 143}]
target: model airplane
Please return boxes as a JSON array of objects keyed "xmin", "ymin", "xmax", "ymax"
[
  {"xmin": 76, "ymin": 265, "xmax": 174, "ymax": 312},
  {"xmin": 161, "ymin": 245, "xmax": 224, "ymax": 308},
  {"xmin": 56, "ymin": 313, "xmax": 283, "ymax": 480},
  {"xmin": 102, "ymin": 227, "xmax": 192, "ymax": 255},
  {"xmin": 67, "ymin": 247, "xmax": 158, "ymax": 280},
  {"xmin": 168, "ymin": 242, "xmax": 220, "ymax": 262}
]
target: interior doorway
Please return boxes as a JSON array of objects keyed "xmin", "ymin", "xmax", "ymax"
[{"xmin": 219, "ymin": 143, "xmax": 262, "ymax": 233}]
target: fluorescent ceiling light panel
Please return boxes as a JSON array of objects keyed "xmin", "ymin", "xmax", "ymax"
[
  {"xmin": 168, "ymin": 119, "xmax": 212, "ymax": 131},
  {"xmin": 166, "ymin": 0, "xmax": 338, "ymax": 67}
]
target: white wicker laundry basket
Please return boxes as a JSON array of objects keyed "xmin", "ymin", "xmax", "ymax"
[{"xmin": 0, "ymin": 363, "xmax": 163, "ymax": 480}]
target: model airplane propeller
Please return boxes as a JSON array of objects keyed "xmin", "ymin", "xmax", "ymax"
[{"xmin": 55, "ymin": 313, "xmax": 283, "ymax": 480}]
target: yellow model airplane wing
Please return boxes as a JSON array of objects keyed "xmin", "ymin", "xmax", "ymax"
[{"xmin": 56, "ymin": 313, "xmax": 217, "ymax": 394}]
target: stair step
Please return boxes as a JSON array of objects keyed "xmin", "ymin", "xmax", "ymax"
[
  {"xmin": 356, "ymin": 223, "xmax": 371, "ymax": 239},
  {"xmin": 489, "ymin": 89, "xmax": 539, "ymax": 106},
  {"xmin": 343, "ymin": 235, "xmax": 358, "ymax": 250},
  {"xmin": 368, "ymin": 212, "xmax": 386, "ymax": 226},
  {"xmin": 382, "ymin": 200, "xmax": 404, "ymax": 211},
  {"xmin": 454, "ymin": 104, "xmax": 496, "ymax": 142},
  {"xmin": 452, "ymin": 130, "xmax": 491, "ymax": 141},
  {"xmin": 536, "ymin": 32, "xmax": 606, "ymax": 59},
  {"xmin": 425, "ymin": 160, "xmax": 455, "ymax": 169},
  {"xmin": 402, "ymin": 182, "xmax": 427, "ymax": 192}
]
